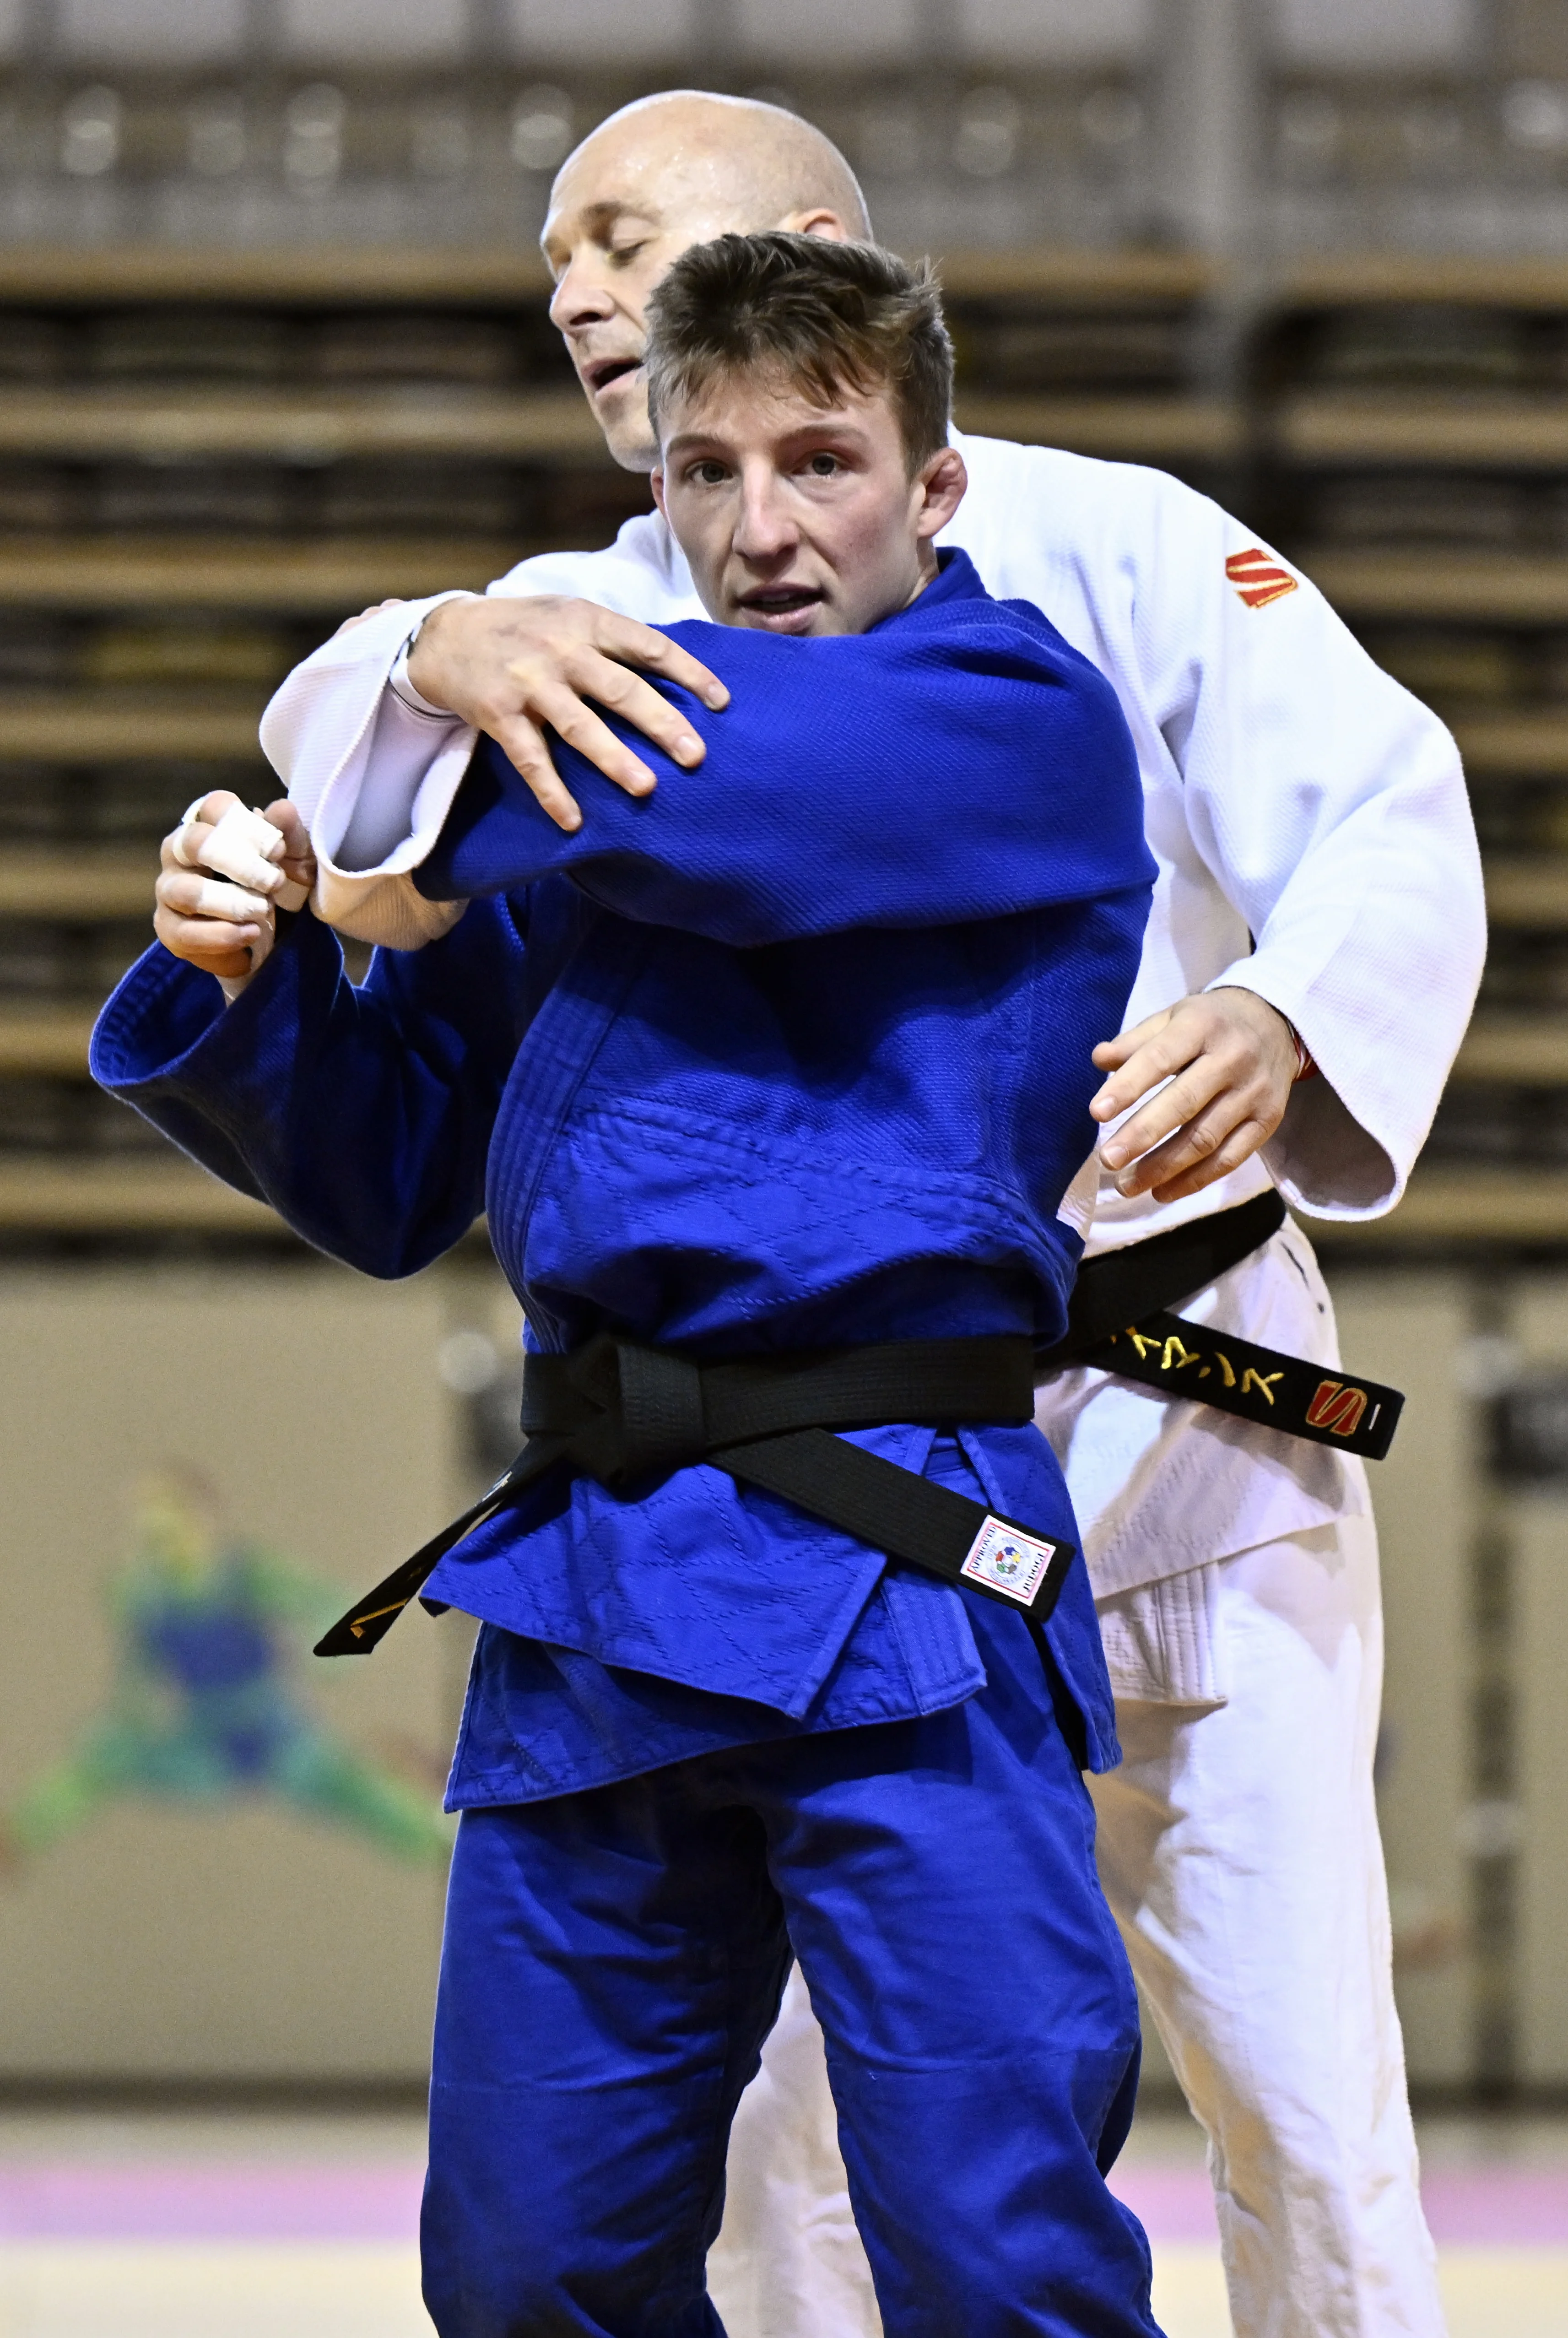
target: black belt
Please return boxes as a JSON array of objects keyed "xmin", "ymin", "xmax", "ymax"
[
  {"xmin": 315, "ymin": 1332, "xmax": 1075, "ymax": 1658},
  {"xmin": 316, "ymin": 1196, "xmax": 1403, "ymax": 1661},
  {"xmin": 1040, "ymin": 1190, "xmax": 1403, "ymax": 1461}
]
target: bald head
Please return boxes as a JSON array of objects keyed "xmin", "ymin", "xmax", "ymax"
[
  {"xmin": 554, "ymin": 92, "xmax": 871, "ymax": 247},
  {"xmin": 542, "ymin": 91, "xmax": 873, "ymax": 470}
]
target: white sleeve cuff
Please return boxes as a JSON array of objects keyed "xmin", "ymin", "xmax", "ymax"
[
  {"xmin": 388, "ymin": 622, "xmax": 463, "ymax": 719},
  {"xmin": 1203, "ymin": 961, "xmax": 1400, "ymax": 1219}
]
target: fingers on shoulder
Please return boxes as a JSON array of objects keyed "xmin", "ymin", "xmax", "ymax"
[
  {"xmin": 533, "ymin": 688, "xmax": 654, "ymax": 787},
  {"xmin": 488, "ymin": 716, "xmax": 583, "ymax": 830}
]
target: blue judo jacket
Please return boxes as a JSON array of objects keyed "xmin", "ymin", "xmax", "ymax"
[{"xmin": 92, "ymin": 551, "xmax": 1155, "ymax": 1799}]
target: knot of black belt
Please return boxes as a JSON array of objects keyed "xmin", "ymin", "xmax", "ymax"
[
  {"xmin": 315, "ymin": 1331, "xmax": 1075, "ymax": 1656},
  {"xmin": 516, "ymin": 1331, "xmax": 1033, "ymax": 1486}
]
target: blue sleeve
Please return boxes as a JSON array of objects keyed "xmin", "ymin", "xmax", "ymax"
[
  {"xmin": 89, "ymin": 899, "xmax": 529, "ymax": 1278},
  {"xmin": 417, "ymin": 612, "xmax": 1155, "ymax": 948}
]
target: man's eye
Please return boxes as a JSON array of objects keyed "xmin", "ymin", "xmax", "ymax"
[
  {"xmin": 806, "ymin": 453, "xmax": 841, "ymax": 476},
  {"xmin": 689, "ymin": 461, "xmax": 729, "ymax": 485},
  {"xmin": 608, "ymin": 242, "xmax": 647, "ymax": 266}
]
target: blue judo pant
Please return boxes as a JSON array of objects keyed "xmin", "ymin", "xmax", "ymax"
[{"xmin": 422, "ymin": 1595, "xmax": 1162, "ymax": 2338}]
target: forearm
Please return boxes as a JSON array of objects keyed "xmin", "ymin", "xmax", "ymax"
[
  {"xmin": 1125, "ymin": 474, "xmax": 1484, "ymax": 1213},
  {"xmin": 254, "ymin": 616, "xmax": 478, "ymax": 953},
  {"xmin": 420, "ymin": 623, "xmax": 1152, "ymax": 945},
  {"xmin": 260, "ymin": 593, "xmax": 475, "ymax": 849},
  {"xmin": 1210, "ymin": 727, "xmax": 1483, "ymax": 1216}
]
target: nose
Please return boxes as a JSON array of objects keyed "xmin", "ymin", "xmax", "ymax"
[
  {"xmin": 548, "ymin": 254, "xmax": 616, "ymax": 336},
  {"xmin": 732, "ymin": 465, "xmax": 797, "ymax": 564}
]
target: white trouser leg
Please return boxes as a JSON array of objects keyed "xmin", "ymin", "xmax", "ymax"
[
  {"xmin": 1090, "ymin": 1514, "xmax": 1446, "ymax": 2338},
  {"xmin": 707, "ymin": 1964, "xmax": 883, "ymax": 2338},
  {"xmin": 708, "ymin": 1512, "xmax": 1442, "ymax": 2338}
]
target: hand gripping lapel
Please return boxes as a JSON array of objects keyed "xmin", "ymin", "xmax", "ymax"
[{"xmin": 315, "ymin": 1334, "xmax": 1075, "ymax": 1657}]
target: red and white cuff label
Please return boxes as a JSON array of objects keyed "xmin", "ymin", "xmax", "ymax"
[{"xmin": 959, "ymin": 1517, "xmax": 1062, "ymax": 1608}]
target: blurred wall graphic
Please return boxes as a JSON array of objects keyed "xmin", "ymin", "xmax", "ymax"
[
  {"xmin": 0, "ymin": 0, "xmax": 1560, "ymax": 2102},
  {"xmin": 0, "ymin": 1264, "xmax": 514, "ymax": 2084}
]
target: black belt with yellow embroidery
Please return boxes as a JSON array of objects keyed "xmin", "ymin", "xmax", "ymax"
[
  {"xmin": 315, "ymin": 1331, "xmax": 1075, "ymax": 1657},
  {"xmin": 1038, "ymin": 1189, "xmax": 1403, "ymax": 1461}
]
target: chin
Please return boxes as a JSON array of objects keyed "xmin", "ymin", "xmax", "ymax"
[{"xmin": 595, "ymin": 387, "xmax": 658, "ymax": 475}]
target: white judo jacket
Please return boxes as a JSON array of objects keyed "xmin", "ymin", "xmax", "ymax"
[{"xmin": 261, "ymin": 433, "xmax": 1486, "ymax": 1598}]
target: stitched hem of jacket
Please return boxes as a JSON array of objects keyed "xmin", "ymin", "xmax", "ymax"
[{"xmin": 440, "ymin": 1631, "xmax": 988, "ymax": 1811}]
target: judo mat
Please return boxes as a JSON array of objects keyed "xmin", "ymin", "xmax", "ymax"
[{"xmin": 0, "ymin": 2109, "xmax": 1561, "ymax": 2336}]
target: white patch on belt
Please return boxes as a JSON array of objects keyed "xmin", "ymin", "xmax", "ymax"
[{"xmin": 959, "ymin": 1516, "xmax": 1060, "ymax": 1607}]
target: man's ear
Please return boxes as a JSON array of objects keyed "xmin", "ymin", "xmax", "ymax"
[
  {"xmin": 650, "ymin": 466, "xmax": 668, "ymax": 520},
  {"xmin": 777, "ymin": 207, "xmax": 854, "ymax": 242},
  {"xmin": 914, "ymin": 446, "xmax": 968, "ymax": 541}
]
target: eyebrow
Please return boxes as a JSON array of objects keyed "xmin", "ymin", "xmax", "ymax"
[
  {"xmin": 662, "ymin": 413, "xmax": 876, "ymax": 459},
  {"xmin": 661, "ymin": 431, "xmax": 731, "ymax": 460}
]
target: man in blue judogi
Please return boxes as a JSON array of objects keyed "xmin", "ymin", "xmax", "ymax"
[{"xmin": 93, "ymin": 235, "xmax": 1163, "ymax": 2338}]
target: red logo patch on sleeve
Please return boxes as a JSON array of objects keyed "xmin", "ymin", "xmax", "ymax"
[{"xmin": 1225, "ymin": 547, "xmax": 1299, "ymax": 610}]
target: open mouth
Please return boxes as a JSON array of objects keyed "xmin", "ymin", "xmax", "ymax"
[
  {"xmin": 584, "ymin": 357, "xmax": 643, "ymax": 396},
  {"xmin": 736, "ymin": 586, "xmax": 823, "ymax": 617}
]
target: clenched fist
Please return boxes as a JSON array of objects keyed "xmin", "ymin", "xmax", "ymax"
[{"xmin": 153, "ymin": 792, "xmax": 317, "ymax": 986}]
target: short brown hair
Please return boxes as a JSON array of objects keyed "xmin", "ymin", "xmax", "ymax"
[{"xmin": 644, "ymin": 232, "xmax": 952, "ymax": 471}]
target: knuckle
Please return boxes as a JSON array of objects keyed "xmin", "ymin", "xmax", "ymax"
[
  {"xmin": 557, "ymin": 711, "xmax": 612, "ymax": 758},
  {"xmin": 496, "ymin": 711, "xmax": 541, "ymax": 751},
  {"xmin": 485, "ymin": 676, "xmax": 535, "ymax": 719}
]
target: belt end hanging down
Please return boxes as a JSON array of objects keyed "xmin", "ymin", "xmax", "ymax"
[
  {"xmin": 314, "ymin": 1550, "xmax": 447, "ymax": 1657},
  {"xmin": 313, "ymin": 1463, "xmax": 535, "ymax": 1658}
]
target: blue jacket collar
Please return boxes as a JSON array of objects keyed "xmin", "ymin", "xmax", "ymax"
[{"xmin": 869, "ymin": 546, "xmax": 984, "ymax": 635}]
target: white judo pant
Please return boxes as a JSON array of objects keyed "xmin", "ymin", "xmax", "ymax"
[{"xmin": 707, "ymin": 1511, "xmax": 1447, "ymax": 2338}]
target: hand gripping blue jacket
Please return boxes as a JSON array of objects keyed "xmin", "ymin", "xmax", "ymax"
[{"xmin": 93, "ymin": 550, "xmax": 1166, "ymax": 2338}]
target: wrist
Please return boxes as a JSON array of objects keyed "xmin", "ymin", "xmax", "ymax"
[
  {"xmin": 1211, "ymin": 984, "xmax": 1315, "ymax": 1082},
  {"xmin": 400, "ymin": 595, "xmax": 475, "ymax": 716},
  {"xmin": 1285, "ymin": 1020, "xmax": 1318, "ymax": 1081}
]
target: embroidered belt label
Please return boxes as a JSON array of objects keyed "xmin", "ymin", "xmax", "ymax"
[{"xmin": 960, "ymin": 1516, "xmax": 1063, "ymax": 1607}]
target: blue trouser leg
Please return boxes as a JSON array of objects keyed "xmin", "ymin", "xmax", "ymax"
[
  {"xmin": 762, "ymin": 1600, "xmax": 1157, "ymax": 2337},
  {"xmin": 423, "ymin": 1790, "xmax": 792, "ymax": 2338},
  {"xmin": 422, "ymin": 1599, "xmax": 1162, "ymax": 2338}
]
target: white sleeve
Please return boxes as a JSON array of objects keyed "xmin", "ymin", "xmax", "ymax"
[
  {"xmin": 258, "ymin": 538, "xmax": 685, "ymax": 905},
  {"xmin": 258, "ymin": 589, "xmax": 479, "ymax": 870},
  {"xmin": 1134, "ymin": 482, "xmax": 1484, "ymax": 1219}
]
